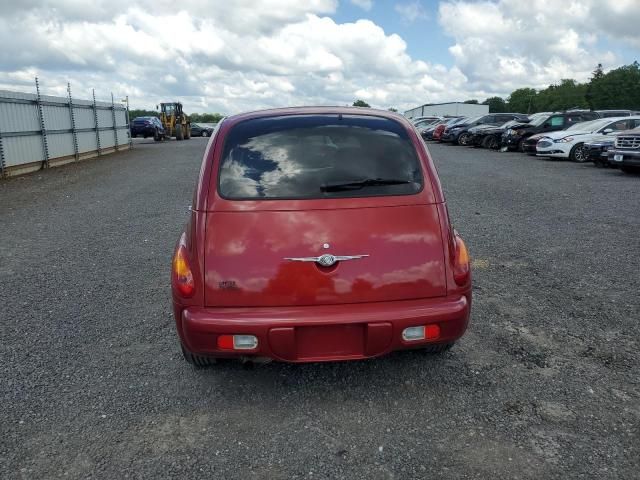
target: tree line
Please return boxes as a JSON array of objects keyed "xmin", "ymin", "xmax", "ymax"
[{"xmin": 473, "ymin": 62, "xmax": 640, "ymax": 114}]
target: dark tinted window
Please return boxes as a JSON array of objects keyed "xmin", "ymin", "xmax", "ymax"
[{"xmin": 218, "ymin": 115, "xmax": 423, "ymax": 200}]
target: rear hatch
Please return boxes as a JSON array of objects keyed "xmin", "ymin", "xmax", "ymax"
[{"xmin": 203, "ymin": 113, "xmax": 447, "ymax": 307}]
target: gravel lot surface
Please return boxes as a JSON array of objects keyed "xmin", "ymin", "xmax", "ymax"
[{"xmin": 1, "ymin": 138, "xmax": 638, "ymax": 479}]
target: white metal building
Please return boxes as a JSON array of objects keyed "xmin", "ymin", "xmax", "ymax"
[{"xmin": 404, "ymin": 102, "xmax": 488, "ymax": 119}]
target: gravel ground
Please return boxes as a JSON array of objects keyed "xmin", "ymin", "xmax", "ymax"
[{"xmin": 1, "ymin": 138, "xmax": 638, "ymax": 479}]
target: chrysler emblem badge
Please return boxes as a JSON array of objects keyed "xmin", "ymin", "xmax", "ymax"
[
  {"xmin": 284, "ymin": 253, "xmax": 369, "ymax": 266},
  {"xmin": 317, "ymin": 254, "xmax": 337, "ymax": 267}
]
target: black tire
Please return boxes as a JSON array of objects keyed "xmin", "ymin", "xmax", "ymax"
[
  {"xmin": 621, "ymin": 166, "xmax": 640, "ymax": 174},
  {"xmin": 176, "ymin": 124, "xmax": 184, "ymax": 141},
  {"xmin": 569, "ymin": 143, "xmax": 588, "ymax": 163},
  {"xmin": 153, "ymin": 129, "xmax": 161, "ymax": 141},
  {"xmin": 517, "ymin": 137, "xmax": 526, "ymax": 153},
  {"xmin": 483, "ymin": 135, "xmax": 499, "ymax": 150},
  {"xmin": 185, "ymin": 124, "xmax": 191, "ymax": 140},
  {"xmin": 131, "ymin": 133, "xmax": 137, "ymax": 138},
  {"xmin": 421, "ymin": 342, "xmax": 455, "ymax": 354},
  {"xmin": 458, "ymin": 133, "xmax": 470, "ymax": 146},
  {"xmin": 202, "ymin": 131, "xmax": 208, "ymax": 138},
  {"xmin": 181, "ymin": 344, "xmax": 216, "ymax": 368}
]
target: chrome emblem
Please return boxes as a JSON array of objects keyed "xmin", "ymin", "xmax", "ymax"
[{"xmin": 284, "ymin": 253, "xmax": 369, "ymax": 267}]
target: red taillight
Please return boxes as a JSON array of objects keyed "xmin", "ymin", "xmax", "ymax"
[
  {"xmin": 217, "ymin": 335, "xmax": 234, "ymax": 350},
  {"xmin": 172, "ymin": 243, "xmax": 195, "ymax": 297},
  {"xmin": 453, "ymin": 234, "xmax": 470, "ymax": 286}
]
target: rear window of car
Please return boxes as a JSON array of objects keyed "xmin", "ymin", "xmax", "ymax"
[{"xmin": 218, "ymin": 114, "xmax": 424, "ymax": 200}]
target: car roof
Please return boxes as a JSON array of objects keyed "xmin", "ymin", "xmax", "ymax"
[{"xmin": 224, "ymin": 106, "xmax": 412, "ymax": 124}]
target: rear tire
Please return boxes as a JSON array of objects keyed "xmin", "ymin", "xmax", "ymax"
[
  {"xmin": 185, "ymin": 125, "xmax": 191, "ymax": 140},
  {"xmin": 517, "ymin": 137, "xmax": 526, "ymax": 153},
  {"xmin": 458, "ymin": 133, "xmax": 470, "ymax": 146},
  {"xmin": 202, "ymin": 131, "xmax": 208, "ymax": 137},
  {"xmin": 181, "ymin": 344, "xmax": 216, "ymax": 368},
  {"xmin": 570, "ymin": 143, "xmax": 587, "ymax": 163},
  {"xmin": 153, "ymin": 129, "xmax": 161, "ymax": 141}
]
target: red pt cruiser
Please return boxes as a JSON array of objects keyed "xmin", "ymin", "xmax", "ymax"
[{"xmin": 172, "ymin": 107, "xmax": 471, "ymax": 365}]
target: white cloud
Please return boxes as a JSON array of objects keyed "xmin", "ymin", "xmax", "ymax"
[
  {"xmin": 395, "ymin": 1, "xmax": 429, "ymax": 23},
  {"xmin": 350, "ymin": 0, "xmax": 373, "ymax": 11},
  {"xmin": 0, "ymin": 0, "xmax": 637, "ymax": 115},
  {"xmin": 0, "ymin": 1, "xmax": 466, "ymax": 113},
  {"xmin": 437, "ymin": 0, "xmax": 635, "ymax": 95}
]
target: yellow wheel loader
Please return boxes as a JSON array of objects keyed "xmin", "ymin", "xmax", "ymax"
[{"xmin": 159, "ymin": 102, "xmax": 191, "ymax": 141}]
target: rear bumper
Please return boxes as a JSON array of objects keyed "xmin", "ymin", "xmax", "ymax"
[{"xmin": 178, "ymin": 294, "xmax": 471, "ymax": 363}]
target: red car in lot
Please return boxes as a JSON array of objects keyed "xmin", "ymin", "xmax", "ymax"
[{"xmin": 172, "ymin": 107, "xmax": 472, "ymax": 365}]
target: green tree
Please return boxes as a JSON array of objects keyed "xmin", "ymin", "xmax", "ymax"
[
  {"xmin": 482, "ymin": 96, "xmax": 507, "ymax": 113},
  {"xmin": 190, "ymin": 113, "xmax": 225, "ymax": 123},
  {"xmin": 388, "ymin": 107, "xmax": 398, "ymax": 112},
  {"xmin": 536, "ymin": 79, "xmax": 588, "ymax": 111},
  {"xmin": 592, "ymin": 63, "xmax": 604, "ymax": 80},
  {"xmin": 352, "ymin": 99, "xmax": 371, "ymax": 107},
  {"xmin": 463, "ymin": 99, "xmax": 479, "ymax": 104},
  {"xmin": 128, "ymin": 108, "xmax": 158, "ymax": 121},
  {"xmin": 506, "ymin": 88, "xmax": 537, "ymax": 113},
  {"xmin": 586, "ymin": 62, "xmax": 640, "ymax": 109}
]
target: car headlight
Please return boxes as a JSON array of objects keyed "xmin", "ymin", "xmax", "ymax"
[{"xmin": 553, "ymin": 136, "xmax": 574, "ymax": 143}]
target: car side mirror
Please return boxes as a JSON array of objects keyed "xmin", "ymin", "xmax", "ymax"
[{"xmin": 603, "ymin": 128, "xmax": 614, "ymax": 134}]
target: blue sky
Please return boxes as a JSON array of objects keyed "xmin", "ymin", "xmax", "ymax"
[{"xmin": 335, "ymin": 0, "xmax": 453, "ymax": 66}]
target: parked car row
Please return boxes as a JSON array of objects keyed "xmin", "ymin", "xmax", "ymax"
[
  {"xmin": 414, "ymin": 110, "xmax": 640, "ymax": 175},
  {"xmin": 130, "ymin": 116, "xmax": 215, "ymax": 140}
]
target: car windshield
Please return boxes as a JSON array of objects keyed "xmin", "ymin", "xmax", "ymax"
[
  {"xmin": 501, "ymin": 120, "xmax": 519, "ymax": 128},
  {"xmin": 219, "ymin": 114, "xmax": 424, "ymax": 199},
  {"xmin": 462, "ymin": 116, "xmax": 483, "ymax": 125},
  {"xmin": 528, "ymin": 115, "xmax": 549, "ymax": 127}
]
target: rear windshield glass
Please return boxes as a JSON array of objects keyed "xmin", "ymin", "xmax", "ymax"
[{"xmin": 218, "ymin": 115, "xmax": 424, "ymax": 199}]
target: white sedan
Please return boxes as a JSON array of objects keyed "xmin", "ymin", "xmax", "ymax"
[{"xmin": 535, "ymin": 116, "xmax": 640, "ymax": 162}]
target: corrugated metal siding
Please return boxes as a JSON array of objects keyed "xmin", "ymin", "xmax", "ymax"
[
  {"xmin": 96, "ymin": 108, "xmax": 113, "ymax": 128},
  {"xmin": 47, "ymin": 132, "xmax": 74, "ymax": 158},
  {"xmin": 43, "ymin": 105, "xmax": 72, "ymax": 130},
  {"xmin": 0, "ymin": 101, "xmax": 40, "ymax": 132},
  {"xmin": 3, "ymin": 136, "xmax": 44, "ymax": 167},
  {"xmin": 77, "ymin": 131, "xmax": 98, "ymax": 153},
  {"xmin": 99, "ymin": 129, "xmax": 116, "ymax": 149},
  {"xmin": 0, "ymin": 88, "xmax": 130, "ymax": 175},
  {"xmin": 74, "ymin": 107, "xmax": 95, "ymax": 129}
]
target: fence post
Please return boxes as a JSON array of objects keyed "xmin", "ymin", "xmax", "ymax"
[
  {"xmin": 111, "ymin": 93, "xmax": 118, "ymax": 152},
  {"xmin": 67, "ymin": 83, "xmax": 79, "ymax": 161},
  {"xmin": 92, "ymin": 89, "xmax": 101, "ymax": 157},
  {"xmin": 125, "ymin": 95, "xmax": 132, "ymax": 148},
  {"xmin": 0, "ymin": 128, "xmax": 6, "ymax": 178},
  {"xmin": 35, "ymin": 77, "xmax": 50, "ymax": 168}
]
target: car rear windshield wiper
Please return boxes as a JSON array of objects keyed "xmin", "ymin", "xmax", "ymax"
[{"xmin": 320, "ymin": 178, "xmax": 413, "ymax": 192}]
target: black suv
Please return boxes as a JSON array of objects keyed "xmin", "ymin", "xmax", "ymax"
[
  {"xmin": 442, "ymin": 113, "xmax": 529, "ymax": 145},
  {"xmin": 502, "ymin": 111, "xmax": 600, "ymax": 152}
]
